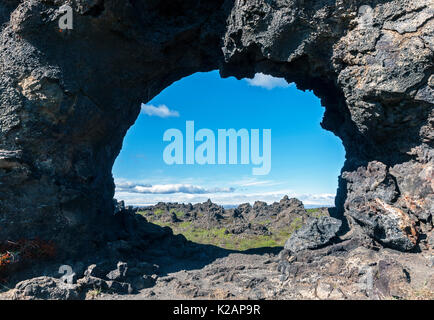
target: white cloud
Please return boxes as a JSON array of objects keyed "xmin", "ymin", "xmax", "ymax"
[
  {"xmin": 232, "ymin": 178, "xmax": 282, "ymax": 187},
  {"xmin": 245, "ymin": 73, "xmax": 291, "ymax": 90},
  {"xmin": 141, "ymin": 104, "xmax": 179, "ymax": 118},
  {"xmin": 115, "ymin": 181, "xmax": 234, "ymax": 194},
  {"xmin": 114, "ymin": 179, "xmax": 335, "ymax": 207},
  {"xmin": 297, "ymin": 193, "xmax": 335, "ymax": 206},
  {"xmin": 115, "ymin": 185, "xmax": 335, "ymax": 207},
  {"xmin": 115, "ymin": 180, "xmax": 152, "ymax": 190}
]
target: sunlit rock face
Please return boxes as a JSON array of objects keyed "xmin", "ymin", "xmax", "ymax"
[{"xmin": 0, "ymin": 0, "xmax": 432, "ymax": 255}]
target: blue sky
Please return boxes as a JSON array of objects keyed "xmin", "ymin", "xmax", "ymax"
[{"xmin": 113, "ymin": 71, "xmax": 345, "ymax": 207}]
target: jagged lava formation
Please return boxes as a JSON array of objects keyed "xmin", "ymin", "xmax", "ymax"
[{"xmin": 0, "ymin": 0, "xmax": 432, "ymax": 299}]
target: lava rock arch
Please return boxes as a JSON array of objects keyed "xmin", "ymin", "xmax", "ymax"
[{"xmin": 0, "ymin": 0, "xmax": 432, "ymax": 256}]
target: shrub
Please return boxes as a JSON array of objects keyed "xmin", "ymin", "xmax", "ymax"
[{"xmin": 0, "ymin": 238, "xmax": 56, "ymax": 283}]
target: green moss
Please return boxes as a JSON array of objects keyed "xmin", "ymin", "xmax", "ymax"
[
  {"xmin": 169, "ymin": 209, "xmax": 185, "ymax": 219},
  {"xmin": 289, "ymin": 217, "xmax": 303, "ymax": 232},
  {"xmin": 306, "ymin": 208, "xmax": 329, "ymax": 218},
  {"xmin": 168, "ymin": 223, "xmax": 289, "ymax": 250},
  {"xmin": 153, "ymin": 209, "xmax": 164, "ymax": 216},
  {"xmin": 177, "ymin": 221, "xmax": 192, "ymax": 228},
  {"xmin": 235, "ymin": 236, "xmax": 279, "ymax": 251},
  {"xmin": 257, "ymin": 219, "xmax": 272, "ymax": 225},
  {"xmin": 146, "ymin": 215, "xmax": 309, "ymax": 251}
]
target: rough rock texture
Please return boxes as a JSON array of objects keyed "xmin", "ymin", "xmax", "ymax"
[
  {"xmin": 0, "ymin": 0, "xmax": 432, "ymax": 255},
  {"xmin": 284, "ymin": 216, "xmax": 342, "ymax": 253},
  {"xmin": 4, "ymin": 240, "xmax": 433, "ymax": 300},
  {"xmin": 12, "ymin": 276, "xmax": 80, "ymax": 300}
]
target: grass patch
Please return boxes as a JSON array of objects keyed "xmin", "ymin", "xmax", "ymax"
[
  {"xmin": 289, "ymin": 217, "xmax": 303, "ymax": 232},
  {"xmin": 153, "ymin": 209, "xmax": 164, "ymax": 216},
  {"xmin": 170, "ymin": 209, "xmax": 185, "ymax": 219},
  {"xmin": 86, "ymin": 287, "xmax": 103, "ymax": 299},
  {"xmin": 257, "ymin": 219, "xmax": 272, "ymax": 226},
  {"xmin": 143, "ymin": 211, "xmax": 310, "ymax": 251},
  {"xmin": 152, "ymin": 221, "xmax": 297, "ymax": 251},
  {"xmin": 178, "ymin": 221, "xmax": 192, "ymax": 229},
  {"xmin": 306, "ymin": 208, "xmax": 329, "ymax": 218}
]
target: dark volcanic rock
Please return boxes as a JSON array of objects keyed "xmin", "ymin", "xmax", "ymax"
[
  {"xmin": 142, "ymin": 196, "xmax": 310, "ymax": 237},
  {"xmin": 13, "ymin": 277, "xmax": 80, "ymax": 300},
  {"xmin": 0, "ymin": 0, "xmax": 432, "ymax": 257},
  {"xmin": 284, "ymin": 217, "xmax": 342, "ymax": 253},
  {"xmin": 226, "ymin": 223, "xmax": 271, "ymax": 236},
  {"xmin": 343, "ymin": 161, "xmax": 421, "ymax": 251},
  {"xmin": 234, "ymin": 196, "xmax": 308, "ymax": 223},
  {"xmin": 106, "ymin": 262, "xmax": 128, "ymax": 282}
]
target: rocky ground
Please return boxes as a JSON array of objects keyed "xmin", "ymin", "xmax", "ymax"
[
  {"xmin": 0, "ymin": 197, "xmax": 432, "ymax": 300},
  {"xmin": 97, "ymin": 246, "xmax": 434, "ymax": 300}
]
